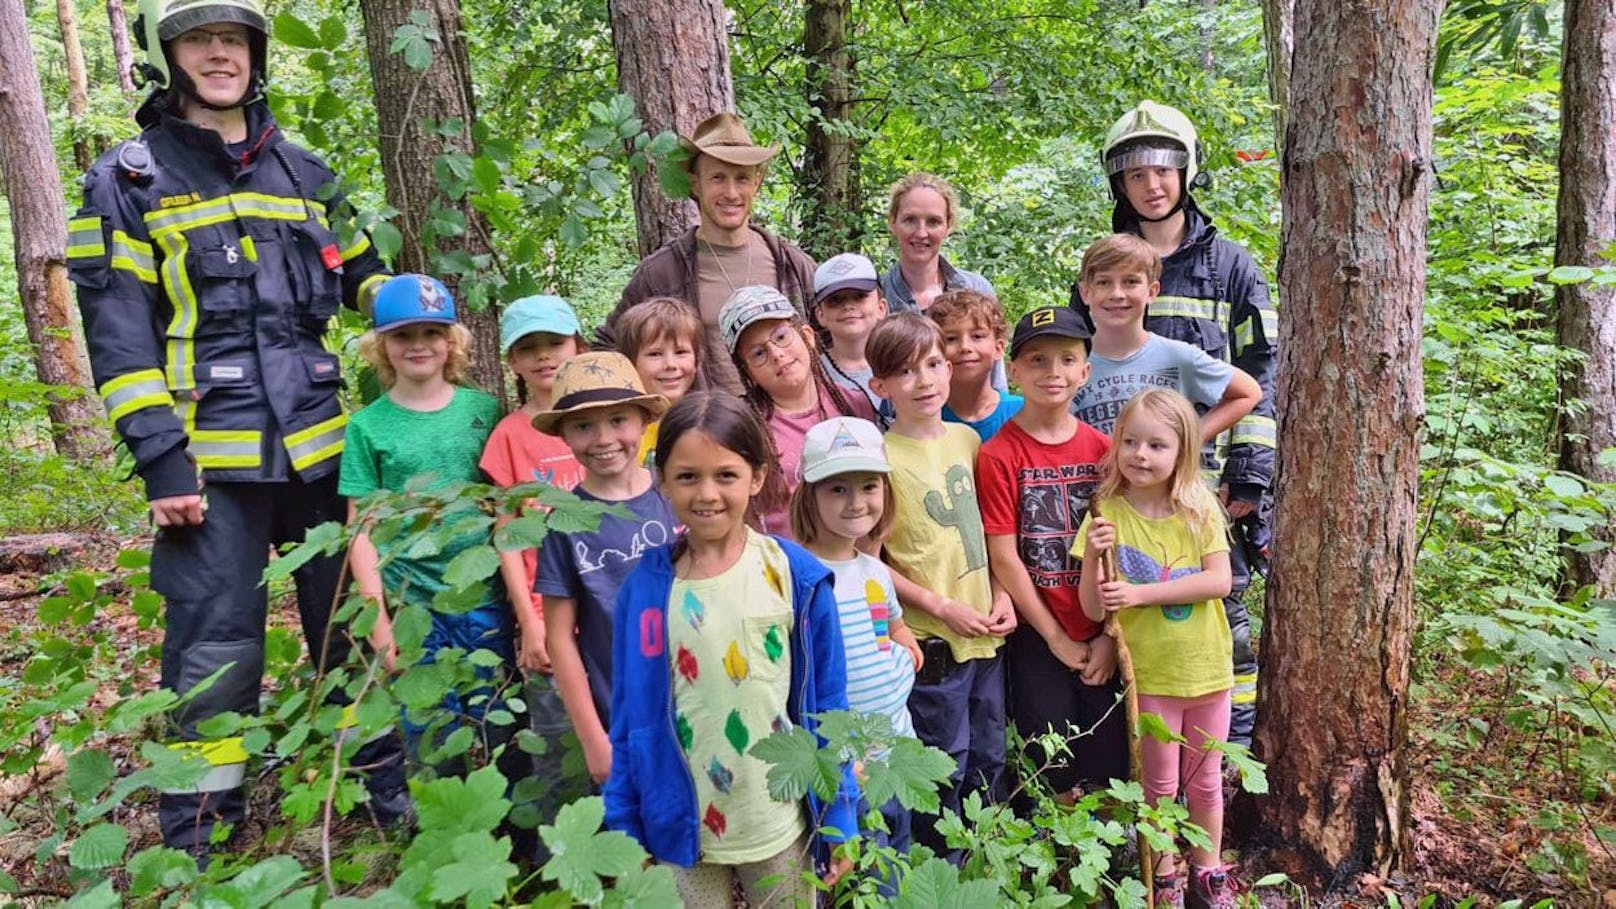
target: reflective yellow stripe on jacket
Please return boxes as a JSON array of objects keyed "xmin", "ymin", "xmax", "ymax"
[
  {"xmin": 145, "ymin": 192, "xmax": 328, "ymax": 239},
  {"xmin": 174, "ymin": 396, "xmax": 262, "ymax": 470},
  {"xmin": 99, "ymin": 369, "xmax": 173, "ymax": 422},
  {"xmin": 284, "ymin": 414, "xmax": 347, "ymax": 471},
  {"xmin": 66, "ymin": 216, "xmax": 105, "ymax": 259},
  {"xmin": 1230, "ymin": 415, "xmax": 1277, "ymax": 449}
]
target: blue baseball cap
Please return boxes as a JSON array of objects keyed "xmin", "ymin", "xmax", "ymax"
[
  {"xmin": 500, "ymin": 294, "xmax": 582, "ymax": 354},
  {"xmin": 372, "ymin": 274, "xmax": 457, "ymax": 333}
]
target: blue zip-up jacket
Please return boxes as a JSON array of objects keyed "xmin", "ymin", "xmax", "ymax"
[{"xmin": 603, "ymin": 535, "xmax": 861, "ymax": 867}]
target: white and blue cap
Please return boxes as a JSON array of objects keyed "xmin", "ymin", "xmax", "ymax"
[
  {"xmin": 812, "ymin": 253, "xmax": 879, "ymax": 305},
  {"xmin": 500, "ymin": 294, "xmax": 581, "ymax": 354},
  {"xmin": 799, "ymin": 417, "xmax": 890, "ymax": 483},
  {"xmin": 718, "ymin": 285, "xmax": 800, "ymax": 353},
  {"xmin": 372, "ymin": 274, "xmax": 456, "ymax": 333}
]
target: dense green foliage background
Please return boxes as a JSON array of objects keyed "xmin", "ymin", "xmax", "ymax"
[{"xmin": 2, "ymin": 0, "xmax": 1613, "ymax": 903}]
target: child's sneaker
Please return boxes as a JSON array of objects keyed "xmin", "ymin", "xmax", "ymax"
[
  {"xmin": 1186, "ymin": 865, "xmax": 1237, "ymax": 909},
  {"xmin": 1152, "ymin": 873, "xmax": 1185, "ymax": 909}
]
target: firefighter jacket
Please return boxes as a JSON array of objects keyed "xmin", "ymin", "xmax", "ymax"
[
  {"xmin": 68, "ymin": 99, "xmax": 388, "ymax": 501},
  {"xmin": 1072, "ymin": 202, "xmax": 1279, "ymax": 499}
]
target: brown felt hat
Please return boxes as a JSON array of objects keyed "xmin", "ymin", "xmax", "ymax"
[
  {"xmin": 679, "ymin": 112, "xmax": 781, "ymax": 173},
  {"xmin": 530, "ymin": 352, "xmax": 670, "ymax": 436}
]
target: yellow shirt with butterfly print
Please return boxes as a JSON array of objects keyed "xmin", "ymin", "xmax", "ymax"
[
  {"xmin": 1074, "ymin": 497, "xmax": 1233, "ymax": 698},
  {"xmin": 666, "ymin": 530, "xmax": 807, "ymax": 863}
]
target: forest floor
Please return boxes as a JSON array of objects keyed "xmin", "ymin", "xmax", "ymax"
[{"xmin": 1, "ymin": 532, "xmax": 1611, "ymax": 906}]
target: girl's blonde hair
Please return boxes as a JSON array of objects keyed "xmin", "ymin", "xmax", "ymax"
[
  {"xmin": 788, "ymin": 472, "xmax": 896, "ymax": 548},
  {"xmin": 1097, "ymin": 388, "xmax": 1222, "ymax": 542},
  {"xmin": 358, "ymin": 323, "xmax": 474, "ymax": 388}
]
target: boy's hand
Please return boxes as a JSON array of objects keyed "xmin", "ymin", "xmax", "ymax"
[
  {"xmin": 822, "ymin": 847, "xmax": 855, "ymax": 887},
  {"xmin": 582, "ymin": 731, "xmax": 613, "ymax": 784},
  {"xmin": 936, "ymin": 598, "xmax": 994, "ymax": 638},
  {"xmin": 518, "ymin": 620, "xmax": 552, "ymax": 674},
  {"xmin": 901, "ymin": 636, "xmax": 923, "ymax": 674},
  {"xmin": 1080, "ymin": 633, "xmax": 1118, "ymax": 686},
  {"xmin": 367, "ymin": 603, "xmax": 399, "ymax": 672},
  {"xmin": 1085, "ymin": 518, "xmax": 1116, "ymax": 555},
  {"xmin": 986, "ymin": 590, "xmax": 1017, "ymax": 636},
  {"xmin": 1046, "ymin": 632, "xmax": 1090, "ymax": 672}
]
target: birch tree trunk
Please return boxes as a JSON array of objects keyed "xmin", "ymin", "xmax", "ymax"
[
  {"xmin": 1250, "ymin": 0, "xmax": 1442, "ymax": 886},
  {"xmin": 608, "ymin": 0, "xmax": 734, "ymax": 259},
  {"xmin": 0, "ymin": 0, "xmax": 107, "ymax": 460},
  {"xmin": 1555, "ymin": 0, "xmax": 1616, "ymax": 595},
  {"xmin": 357, "ymin": 0, "xmax": 502, "ymax": 397},
  {"xmin": 800, "ymin": 0, "xmax": 862, "ymax": 261}
]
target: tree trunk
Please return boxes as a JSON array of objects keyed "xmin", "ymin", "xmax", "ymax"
[
  {"xmin": 1200, "ymin": 0, "xmax": 1217, "ymax": 71},
  {"xmin": 1555, "ymin": 0, "xmax": 1616, "ymax": 596},
  {"xmin": 357, "ymin": 0, "xmax": 502, "ymax": 398},
  {"xmin": 107, "ymin": 0, "xmax": 137, "ymax": 94},
  {"xmin": 800, "ymin": 0, "xmax": 862, "ymax": 261},
  {"xmin": 0, "ymin": 0, "xmax": 107, "ymax": 460},
  {"xmin": 1250, "ymin": 0, "xmax": 1441, "ymax": 887},
  {"xmin": 56, "ymin": 0, "xmax": 92, "ymax": 172},
  {"xmin": 1261, "ymin": 0, "xmax": 1294, "ymax": 157},
  {"xmin": 607, "ymin": 0, "xmax": 734, "ymax": 259}
]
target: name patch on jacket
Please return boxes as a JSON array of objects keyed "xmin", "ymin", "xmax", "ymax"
[{"xmin": 158, "ymin": 192, "xmax": 201, "ymax": 209}]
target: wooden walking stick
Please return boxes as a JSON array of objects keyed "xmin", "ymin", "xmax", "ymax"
[{"xmin": 1090, "ymin": 499, "xmax": 1154, "ymax": 902}]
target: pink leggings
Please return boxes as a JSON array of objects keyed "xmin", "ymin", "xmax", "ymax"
[{"xmin": 1137, "ymin": 689, "xmax": 1231, "ymax": 817}]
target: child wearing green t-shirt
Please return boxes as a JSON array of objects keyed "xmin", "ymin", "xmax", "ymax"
[{"xmin": 340, "ymin": 274, "xmax": 511, "ymax": 753}]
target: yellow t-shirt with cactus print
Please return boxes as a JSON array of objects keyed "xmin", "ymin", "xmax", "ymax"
[
  {"xmin": 666, "ymin": 530, "xmax": 806, "ymax": 863},
  {"xmin": 882, "ymin": 423, "xmax": 1000, "ymax": 662}
]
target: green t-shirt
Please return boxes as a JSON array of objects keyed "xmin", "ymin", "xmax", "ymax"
[{"xmin": 339, "ymin": 386, "xmax": 502, "ymax": 609}]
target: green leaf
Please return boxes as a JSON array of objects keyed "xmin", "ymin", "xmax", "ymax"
[
  {"xmin": 212, "ymin": 855, "xmax": 306, "ymax": 905},
  {"xmin": 860, "ymin": 737, "xmax": 953, "ymax": 814},
  {"xmin": 1547, "ymin": 265, "xmax": 1594, "ymax": 285},
  {"xmin": 749, "ymin": 727, "xmax": 843, "ymax": 801},
  {"xmin": 893, "ymin": 856, "xmax": 1001, "ymax": 908},
  {"xmin": 273, "ymin": 13, "xmax": 323, "ymax": 49},
  {"xmin": 471, "ymin": 156, "xmax": 503, "ymax": 196},
  {"xmin": 68, "ymin": 823, "xmax": 128, "ymax": 869},
  {"xmin": 588, "ymin": 168, "xmax": 622, "ymax": 198},
  {"xmin": 444, "ymin": 545, "xmax": 501, "ymax": 589},
  {"xmin": 494, "ymin": 513, "xmax": 547, "ymax": 550},
  {"xmin": 128, "ymin": 846, "xmax": 198, "ymax": 895},
  {"xmin": 371, "ymin": 221, "xmax": 403, "ymax": 261},
  {"xmin": 318, "ymin": 16, "xmax": 347, "ymax": 48},
  {"xmin": 262, "ymin": 521, "xmax": 345, "ymax": 584},
  {"xmin": 606, "ymin": 863, "xmax": 681, "ymax": 907},
  {"xmin": 429, "ymin": 832, "xmax": 518, "ymax": 908},
  {"xmin": 116, "ymin": 548, "xmax": 151, "ymax": 569},
  {"xmin": 539, "ymin": 797, "xmax": 648, "ymax": 904},
  {"xmin": 65, "ymin": 880, "xmax": 119, "ymax": 909},
  {"xmin": 416, "ymin": 764, "xmax": 511, "ymax": 835},
  {"xmin": 559, "ymin": 215, "xmax": 587, "ymax": 250},
  {"xmin": 66, "ymin": 748, "xmax": 116, "ymax": 801},
  {"xmin": 1543, "ymin": 474, "xmax": 1584, "ymax": 498},
  {"xmin": 1212, "ymin": 739, "xmax": 1268, "ymax": 795},
  {"xmin": 1252, "ymin": 872, "xmax": 1290, "ymax": 887},
  {"xmin": 1137, "ymin": 710, "xmax": 1185, "ymax": 744}
]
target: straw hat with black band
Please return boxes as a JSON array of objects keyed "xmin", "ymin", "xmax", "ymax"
[{"xmin": 531, "ymin": 352, "xmax": 670, "ymax": 436}]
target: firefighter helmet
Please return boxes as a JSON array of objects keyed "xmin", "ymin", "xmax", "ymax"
[
  {"xmin": 1102, "ymin": 100, "xmax": 1202, "ymax": 189},
  {"xmin": 132, "ymin": 0, "xmax": 268, "ymax": 94}
]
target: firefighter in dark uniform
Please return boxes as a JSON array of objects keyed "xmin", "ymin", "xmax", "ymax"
[
  {"xmin": 67, "ymin": 0, "xmax": 407, "ymax": 855},
  {"xmin": 1071, "ymin": 101, "xmax": 1278, "ymax": 750}
]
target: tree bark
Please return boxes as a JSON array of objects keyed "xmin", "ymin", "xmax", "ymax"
[
  {"xmin": 0, "ymin": 0, "xmax": 107, "ymax": 460},
  {"xmin": 357, "ymin": 0, "xmax": 502, "ymax": 398},
  {"xmin": 1200, "ymin": 0, "xmax": 1217, "ymax": 71},
  {"xmin": 1555, "ymin": 0, "xmax": 1616, "ymax": 596},
  {"xmin": 107, "ymin": 0, "xmax": 137, "ymax": 94},
  {"xmin": 56, "ymin": 0, "xmax": 92, "ymax": 172},
  {"xmin": 800, "ymin": 0, "xmax": 862, "ymax": 261},
  {"xmin": 1261, "ymin": 0, "xmax": 1294, "ymax": 157},
  {"xmin": 1250, "ymin": 0, "xmax": 1441, "ymax": 888},
  {"xmin": 608, "ymin": 0, "xmax": 734, "ymax": 259}
]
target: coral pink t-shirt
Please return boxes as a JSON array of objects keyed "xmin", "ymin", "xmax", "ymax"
[
  {"xmin": 479, "ymin": 410, "xmax": 585, "ymax": 588},
  {"xmin": 975, "ymin": 418, "xmax": 1110, "ymax": 642},
  {"xmin": 755, "ymin": 383, "xmax": 877, "ymax": 539}
]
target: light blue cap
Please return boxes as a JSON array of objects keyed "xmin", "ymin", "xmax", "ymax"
[
  {"xmin": 500, "ymin": 294, "xmax": 582, "ymax": 354},
  {"xmin": 373, "ymin": 274, "xmax": 456, "ymax": 333}
]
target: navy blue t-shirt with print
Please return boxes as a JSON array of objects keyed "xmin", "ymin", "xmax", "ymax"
[{"xmin": 535, "ymin": 485, "xmax": 678, "ymax": 721}]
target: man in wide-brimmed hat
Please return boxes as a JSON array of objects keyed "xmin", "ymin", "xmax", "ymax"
[{"xmin": 598, "ymin": 112, "xmax": 816, "ymax": 395}]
